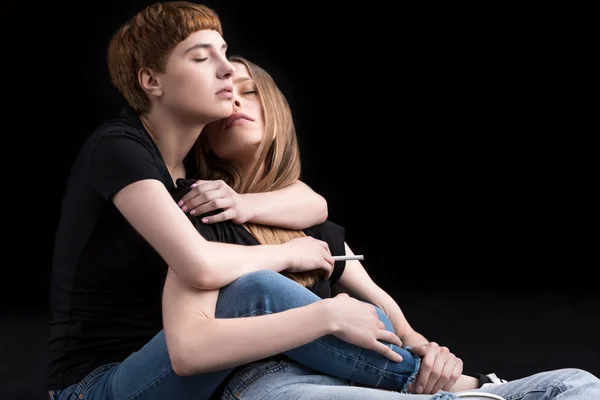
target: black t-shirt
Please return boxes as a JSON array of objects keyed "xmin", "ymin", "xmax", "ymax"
[
  {"xmin": 48, "ymin": 104, "xmax": 346, "ymax": 390},
  {"xmin": 47, "ymin": 106, "xmax": 184, "ymax": 390},
  {"xmin": 171, "ymin": 179, "xmax": 347, "ymax": 298}
]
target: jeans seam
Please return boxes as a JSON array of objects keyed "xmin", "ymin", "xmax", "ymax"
[
  {"xmin": 73, "ymin": 362, "xmax": 119, "ymax": 398},
  {"xmin": 121, "ymin": 367, "xmax": 175, "ymax": 400},
  {"xmin": 502, "ymin": 380, "xmax": 567, "ymax": 400},
  {"xmin": 227, "ymin": 361, "xmax": 288, "ymax": 399},
  {"xmin": 374, "ymin": 347, "xmax": 391, "ymax": 387}
]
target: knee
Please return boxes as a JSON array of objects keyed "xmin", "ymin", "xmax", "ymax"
[
  {"xmin": 217, "ymin": 270, "xmax": 320, "ymax": 317},
  {"xmin": 231, "ymin": 270, "xmax": 286, "ymax": 292}
]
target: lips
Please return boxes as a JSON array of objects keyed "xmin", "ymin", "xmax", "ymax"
[
  {"xmin": 216, "ymin": 86, "xmax": 233, "ymax": 95},
  {"xmin": 225, "ymin": 112, "xmax": 254, "ymax": 128}
]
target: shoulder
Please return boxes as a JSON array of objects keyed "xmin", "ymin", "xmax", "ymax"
[{"xmin": 88, "ymin": 105, "xmax": 152, "ymax": 150}]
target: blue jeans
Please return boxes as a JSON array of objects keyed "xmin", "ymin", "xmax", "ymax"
[
  {"xmin": 50, "ymin": 271, "xmax": 600, "ymax": 399},
  {"xmin": 50, "ymin": 270, "xmax": 419, "ymax": 400},
  {"xmin": 221, "ymin": 361, "xmax": 600, "ymax": 400},
  {"xmin": 221, "ymin": 360, "xmax": 454, "ymax": 400}
]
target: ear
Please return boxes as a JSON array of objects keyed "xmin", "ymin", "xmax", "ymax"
[{"xmin": 138, "ymin": 67, "xmax": 163, "ymax": 98}]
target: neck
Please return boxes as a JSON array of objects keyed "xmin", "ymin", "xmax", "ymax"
[{"xmin": 140, "ymin": 107, "xmax": 206, "ymax": 175}]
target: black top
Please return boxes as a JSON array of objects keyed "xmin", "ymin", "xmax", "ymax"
[
  {"xmin": 48, "ymin": 105, "xmax": 347, "ymax": 390},
  {"xmin": 47, "ymin": 106, "xmax": 176, "ymax": 390}
]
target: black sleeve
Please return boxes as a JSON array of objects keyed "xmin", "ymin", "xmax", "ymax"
[
  {"xmin": 190, "ymin": 217, "xmax": 223, "ymax": 242},
  {"xmin": 89, "ymin": 132, "xmax": 164, "ymax": 201},
  {"xmin": 304, "ymin": 220, "xmax": 346, "ymax": 285}
]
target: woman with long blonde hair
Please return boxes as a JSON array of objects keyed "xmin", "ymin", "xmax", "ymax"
[{"xmin": 168, "ymin": 56, "xmax": 517, "ymax": 399}]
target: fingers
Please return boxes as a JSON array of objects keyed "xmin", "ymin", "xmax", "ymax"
[
  {"xmin": 440, "ymin": 358, "xmax": 463, "ymax": 392},
  {"xmin": 413, "ymin": 342, "xmax": 438, "ymax": 394},
  {"xmin": 323, "ymin": 252, "xmax": 334, "ymax": 268},
  {"xmin": 371, "ymin": 341, "xmax": 403, "ymax": 363},
  {"xmin": 319, "ymin": 259, "xmax": 333, "ymax": 279},
  {"xmin": 179, "ymin": 180, "xmax": 223, "ymax": 204},
  {"xmin": 375, "ymin": 319, "xmax": 403, "ymax": 347},
  {"xmin": 190, "ymin": 197, "xmax": 233, "ymax": 217},
  {"xmin": 428, "ymin": 349, "xmax": 455, "ymax": 394},
  {"xmin": 423, "ymin": 347, "xmax": 447, "ymax": 394},
  {"xmin": 199, "ymin": 208, "xmax": 236, "ymax": 224},
  {"xmin": 179, "ymin": 180, "xmax": 232, "ymax": 210},
  {"xmin": 316, "ymin": 238, "xmax": 331, "ymax": 254},
  {"xmin": 180, "ymin": 187, "xmax": 224, "ymax": 212},
  {"xmin": 377, "ymin": 329, "xmax": 403, "ymax": 349}
]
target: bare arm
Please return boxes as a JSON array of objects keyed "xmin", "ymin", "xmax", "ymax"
[
  {"xmin": 331, "ymin": 242, "xmax": 429, "ymax": 347},
  {"xmin": 243, "ymin": 180, "xmax": 328, "ymax": 229},
  {"xmin": 162, "ymin": 267, "xmax": 336, "ymax": 375},
  {"xmin": 332, "ymin": 244, "xmax": 473, "ymax": 394},
  {"xmin": 113, "ymin": 179, "xmax": 297, "ymax": 290},
  {"xmin": 181, "ymin": 179, "xmax": 327, "ymax": 229}
]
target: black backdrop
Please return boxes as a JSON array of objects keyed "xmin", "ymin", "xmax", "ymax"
[{"xmin": 2, "ymin": 1, "xmax": 598, "ymax": 399}]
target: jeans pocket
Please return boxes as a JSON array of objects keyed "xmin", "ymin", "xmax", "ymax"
[
  {"xmin": 222, "ymin": 360, "xmax": 288, "ymax": 399},
  {"xmin": 73, "ymin": 362, "xmax": 120, "ymax": 399}
]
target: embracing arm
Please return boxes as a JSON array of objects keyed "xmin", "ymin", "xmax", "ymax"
[
  {"xmin": 181, "ymin": 179, "xmax": 327, "ymax": 229},
  {"xmin": 331, "ymin": 242, "xmax": 429, "ymax": 347},
  {"xmin": 163, "ymin": 267, "xmax": 403, "ymax": 376},
  {"xmin": 243, "ymin": 180, "xmax": 328, "ymax": 229},
  {"xmin": 163, "ymin": 267, "xmax": 336, "ymax": 375},
  {"xmin": 113, "ymin": 179, "xmax": 295, "ymax": 290}
]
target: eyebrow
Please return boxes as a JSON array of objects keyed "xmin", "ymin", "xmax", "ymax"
[
  {"xmin": 184, "ymin": 42, "xmax": 228, "ymax": 53},
  {"xmin": 233, "ymin": 76, "xmax": 253, "ymax": 84}
]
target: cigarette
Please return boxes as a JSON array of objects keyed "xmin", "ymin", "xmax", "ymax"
[{"xmin": 332, "ymin": 255, "xmax": 364, "ymax": 261}]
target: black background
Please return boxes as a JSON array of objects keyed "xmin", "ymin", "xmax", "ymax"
[{"xmin": 2, "ymin": 1, "xmax": 598, "ymax": 399}]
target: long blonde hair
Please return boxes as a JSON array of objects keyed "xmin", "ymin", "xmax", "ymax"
[{"xmin": 195, "ymin": 56, "xmax": 324, "ymax": 287}]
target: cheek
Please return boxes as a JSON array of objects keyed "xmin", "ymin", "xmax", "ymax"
[{"xmin": 207, "ymin": 132, "xmax": 232, "ymax": 155}]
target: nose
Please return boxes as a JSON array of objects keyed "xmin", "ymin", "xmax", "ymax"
[
  {"xmin": 219, "ymin": 58, "xmax": 236, "ymax": 80},
  {"xmin": 233, "ymin": 97, "xmax": 241, "ymax": 108}
]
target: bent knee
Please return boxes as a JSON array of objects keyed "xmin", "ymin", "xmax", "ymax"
[{"xmin": 233, "ymin": 270, "xmax": 283, "ymax": 288}]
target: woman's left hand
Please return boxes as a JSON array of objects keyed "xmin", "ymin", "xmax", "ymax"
[
  {"xmin": 408, "ymin": 342, "xmax": 463, "ymax": 395},
  {"xmin": 177, "ymin": 179, "xmax": 251, "ymax": 224}
]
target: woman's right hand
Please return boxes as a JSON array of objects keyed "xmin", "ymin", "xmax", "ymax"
[
  {"xmin": 281, "ymin": 236, "xmax": 334, "ymax": 279},
  {"xmin": 326, "ymin": 293, "xmax": 404, "ymax": 362}
]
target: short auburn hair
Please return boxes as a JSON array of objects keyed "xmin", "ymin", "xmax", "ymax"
[{"xmin": 107, "ymin": 1, "xmax": 222, "ymax": 114}]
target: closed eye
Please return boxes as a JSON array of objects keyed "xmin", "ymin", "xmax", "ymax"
[
  {"xmin": 194, "ymin": 58, "xmax": 208, "ymax": 63},
  {"xmin": 243, "ymin": 90, "xmax": 258, "ymax": 95}
]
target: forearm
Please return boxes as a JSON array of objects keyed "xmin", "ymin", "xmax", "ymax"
[
  {"xmin": 243, "ymin": 181, "xmax": 327, "ymax": 229},
  {"xmin": 170, "ymin": 300, "xmax": 334, "ymax": 375},
  {"xmin": 198, "ymin": 241, "xmax": 290, "ymax": 289}
]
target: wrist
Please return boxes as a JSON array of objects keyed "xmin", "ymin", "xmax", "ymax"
[
  {"xmin": 318, "ymin": 298, "xmax": 339, "ymax": 335},
  {"xmin": 239, "ymin": 193, "xmax": 256, "ymax": 223},
  {"xmin": 267, "ymin": 244, "xmax": 290, "ymax": 273},
  {"xmin": 401, "ymin": 331, "xmax": 429, "ymax": 348}
]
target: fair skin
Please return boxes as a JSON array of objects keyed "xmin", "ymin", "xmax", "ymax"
[
  {"xmin": 112, "ymin": 29, "xmax": 400, "ymax": 380},
  {"xmin": 168, "ymin": 61, "xmax": 481, "ymax": 395}
]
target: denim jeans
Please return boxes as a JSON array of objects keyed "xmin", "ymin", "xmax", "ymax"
[
  {"xmin": 50, "ymin": 271, "xmax": 600, "ymax": 399},
  {"xmin": 50, "ymin": 270, "xmax": 419, "ymax": 400},
  {"xmin": 221, "ymin": 360, "xmax": 600, "ymax": 400},
  {"xmin": 221, "ymin": 360, "xmax": 456, "ymax": 400}
]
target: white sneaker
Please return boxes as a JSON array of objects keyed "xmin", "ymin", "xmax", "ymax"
[{"xmin": 480, "ymin": 373, "xmax": 509, "ymax": 388}]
